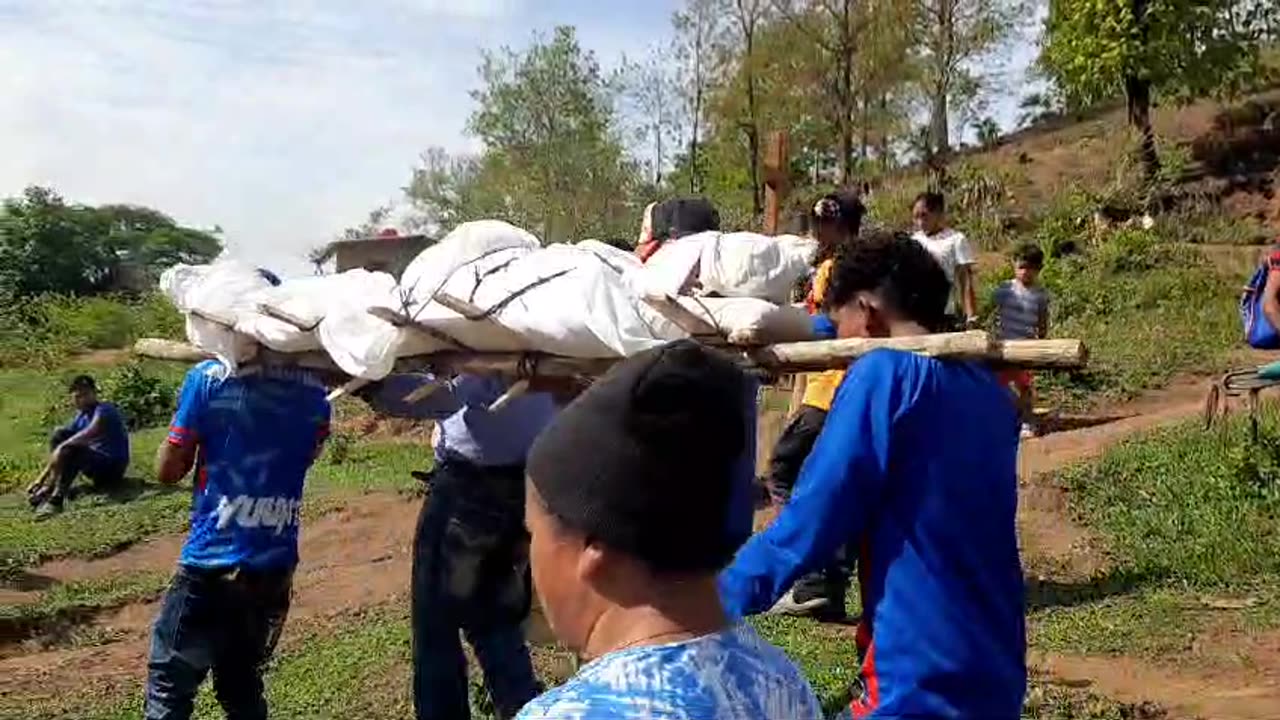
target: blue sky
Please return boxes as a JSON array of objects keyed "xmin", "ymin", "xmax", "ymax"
[{"xmin": 1, "ymin": 1, "xmax": 1035, "ymax": 275}]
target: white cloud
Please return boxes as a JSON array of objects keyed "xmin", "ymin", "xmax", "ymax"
[{"xmin": 0, "ymin": 0, "xmax": 527, "ymax": 275}]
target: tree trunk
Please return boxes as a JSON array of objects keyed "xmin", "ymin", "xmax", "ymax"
[
  {"xmin": 1127, "ymin": 0, "xmax": 1159, "ymax": 183},
  {"xmin": 930, "ymin": 0, "xmax": 953, "ymax": 159},
  {"xmin": 745, "ymin": 38, "xmax": 763, "ymax": 216},
  {"xmin": 1125, "ymin": 74, "xmax": 1160, "ymax": 182}
]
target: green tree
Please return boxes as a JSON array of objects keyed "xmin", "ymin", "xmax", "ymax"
[
  {"xmin": 466, "ymin": 26, "xmax": 636, "ymax": 242},
  {"xmin": 673, "ymin": 0, "xmax": 723, "ymax": 194},
  {"xmin": 0, "ymin": 186, "xmax": 221, "ymax": 297},
  {"xmin": 912, "ymin": 0, "xmax": 1022, "ymax": 163},
  {"xmin": 1041, "ymin": 0, "xmax": 1273, "ymax": 179}
]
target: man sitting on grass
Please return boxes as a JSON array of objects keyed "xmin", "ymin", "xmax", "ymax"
[
  {"xmin": 517, "ymin": 339, "xmax": 821, "ymax": 720},
  {"xmin": 719, "ymin": 231, "xmax": 1027, "ymax": 719},
  {"xmin": 144, "ymin": 360, "xmax": 331, "ymax": 720},
  {"xmin": 29, "ymin": 374, "xmax": 130, "ymax": 519}
]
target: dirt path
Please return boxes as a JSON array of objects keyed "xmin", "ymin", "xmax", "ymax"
[
  {"xmin": 1015, "ymin": 375, "xmax": 1227, "ymax": 580},
  {"xmin": 1034, "ymin": 635, "xmax": 1280, "ymax": 720},
  {"xmin": 0, "ymin": 492, "xmax": 420, "ymax": 703}
]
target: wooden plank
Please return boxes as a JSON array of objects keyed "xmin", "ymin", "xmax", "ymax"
[
  {"xmin": 258, "ymin": 303, "xmax": 316, "ymax": 331},
  {"xmin": 367, "ymin": 306, "xmax": 471, "ymax": 351},
  {"xmin": 432, "ymin": 293, "xmax": 529, "ymax": 349},
  {"xmin": 643, "ymin": 294, "xmax": 722, "ymax": 338}
]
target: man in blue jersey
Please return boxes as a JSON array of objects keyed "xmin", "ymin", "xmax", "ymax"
[
  {"xmin": 719, "ymin": 230, "xmax": 1027, "ymax": 719},
  {"xmin": 30, "ymin": 375, "xmax": 131, "ymax": 518},
  {"xmin": 144, "ymin": 360, "xmax": 331, "ymax": 720}
]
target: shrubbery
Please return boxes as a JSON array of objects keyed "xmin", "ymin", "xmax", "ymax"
[
  {"xmin": 0, "ymin": 292, "xmax": 183, "ymax": 368},
  {"xmin": 101, "ymin": 362, "xmax": 180, "ymax": 430}
]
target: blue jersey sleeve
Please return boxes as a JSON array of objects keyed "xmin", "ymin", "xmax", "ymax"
[
  {"xmin": 812, "ymin": 313, "xmax": 837, "ymax": 339},
  {"xmin": 167, "ymin": 362, "xmax": 218, "ymax": 447},
  {"xmin": 718, "ymin": 350, "xmax": 905, "ymax": 617}
]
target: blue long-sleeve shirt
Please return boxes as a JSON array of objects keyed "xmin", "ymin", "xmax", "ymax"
[
  {"xmin": 365, "ymin": 374, "xmax": 557, "ymax": 467},
  {"xmin": 719, "ymin": 349, "xmax": 1026, "ymax": 719}
]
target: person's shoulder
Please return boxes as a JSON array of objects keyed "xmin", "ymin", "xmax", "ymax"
[
  {"xmin": 514, "ymin": 671, "xmax": 638, "ymax": 720},
  {"xmin": 96, "ymin": 401, "xmax": 124, "ymax": 418}
]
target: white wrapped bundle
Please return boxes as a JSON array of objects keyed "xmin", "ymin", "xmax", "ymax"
[
  {"xmin": 243, "ymin": 270, "xmax": 397, "ymax": 354},
  {"xmin": 636, "ymin": 231, "xmax": 817, "ymax": 304}
]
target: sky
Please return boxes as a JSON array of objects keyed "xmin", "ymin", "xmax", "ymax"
[{"xmin": 1, "ymin": 0, "xmax": 1036, "ymax": 276}]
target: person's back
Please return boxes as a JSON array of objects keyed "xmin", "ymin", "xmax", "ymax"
[
  {"xmin": 146, "ymin": 360, "xmax": 330, "ymax": 720},
  {"xmin": 852, "ymin": 350, "xmax": 1024, "ymax": 717},
  {"xmin": 719, "ymin": 231, "xmax": 1025, "ymax": 719},
  {"xmin": 176, "ymin": 361, "xmax": 331, "ymax": 569}
]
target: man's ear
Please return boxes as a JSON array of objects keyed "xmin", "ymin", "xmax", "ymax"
[{"xmin": 577, "ymin": 541, "xmax": 608, "ymax": 586}]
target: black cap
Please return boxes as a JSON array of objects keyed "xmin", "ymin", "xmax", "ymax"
[{"xmin": 528, "ymin": 340, "xmax": 748, "ymax": 574}]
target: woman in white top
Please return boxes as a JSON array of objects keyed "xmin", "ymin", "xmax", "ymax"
[{"xmin": 912, "ymin": 191, "xmax": 978, "ymax": 328}]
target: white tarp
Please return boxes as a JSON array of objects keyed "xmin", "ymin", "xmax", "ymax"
[{"xmin": 161, "ymin": 220, "xmax": 817, "ymax": 379}]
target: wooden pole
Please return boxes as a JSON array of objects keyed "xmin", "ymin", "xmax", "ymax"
[
  {"xmin": 762, "ymin": 130, "xmax": 790, "ymax": 235},
  {"xmin": 134, "ymin": 332, "xmax": 1089, "ymax": 377}
]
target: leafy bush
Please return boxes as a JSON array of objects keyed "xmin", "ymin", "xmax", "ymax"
[
  {"xmin": 101, "ymin": 362, "xmax": 179, "ymax": 430},
  {"xmin": 0, "ymin": 292, "xmax": 182, "ymax": 367}
]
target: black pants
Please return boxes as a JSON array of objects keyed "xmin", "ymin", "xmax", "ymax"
[
  {"xmin": 144, "ymin": 565, "xmax": 293, "ymax": 720},
  {"xmin": 48, "ymin": 428, "xmax": 126, "ymax": 502},
  {"xmin": 766, "ymin": 406, "xmax": 852, "ymax": 605},
  {"xmin": 411, "ymin": 460, "xmax": 539, "ymax": 720}
]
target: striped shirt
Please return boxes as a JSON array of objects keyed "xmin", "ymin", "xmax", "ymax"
[{"xmin": 993, "ymin": 280, "xmax": 1049, "ymax": 340}]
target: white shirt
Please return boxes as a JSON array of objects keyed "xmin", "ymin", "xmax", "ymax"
[{"xmin": 913, "ymin": 228, "xmax": 977, "ymax": 315}]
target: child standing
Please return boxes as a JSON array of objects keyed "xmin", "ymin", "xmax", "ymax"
[
  {"xmin": 764, "ymin": 189, "xmax": 865, "ymax": 621},
  {"xmin": 993, "ymin": 243, "xmax": 1050, "ymax": 439}
]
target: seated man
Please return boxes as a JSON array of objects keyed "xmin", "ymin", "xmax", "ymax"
[
  {"xmin": 31, "ymin": 375, "xmax": 130, "ymax": 518},
  {"xmin": 719, "ymin": 231, "xmax": 1026, "ymax": 719},
  {"xmin": 517, "ymin": 340, "xmax": 821, "ymax": 720}
]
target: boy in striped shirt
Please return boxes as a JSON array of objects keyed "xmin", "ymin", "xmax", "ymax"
[{"xmin": 993, "ymin": 243, "xmax": 1050, "ymax": 438}]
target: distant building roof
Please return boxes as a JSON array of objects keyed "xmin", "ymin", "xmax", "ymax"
[{"xmin": 315, "ymin": 230, "xmax": 432, "ymax": 264}]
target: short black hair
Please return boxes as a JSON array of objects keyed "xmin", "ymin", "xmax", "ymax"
[
  {"xmin": 824, "ymin": 229, "xmax": 951, "ymax": 333},
  {"xmin": 652, "ymin": 197, "xmax": 720, "ymax": 241},
  {"xmin": 915, "ymin": 191, "xmax": 946, "ymax": 214},
  {"xmin": 69, "ymin": 375, "xmax": 96, "ymax": 393},
  {"xmin": 1013, "ymin": 243, "xmax": 1045, "ymax": 269}
]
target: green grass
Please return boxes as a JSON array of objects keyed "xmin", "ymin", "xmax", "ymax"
[
  {"xmin": 1058, "ymin": 412, "xmax": 1280, "ymax": 588},
  {"xmin": 1023, "ymin": 409, "xmax": 1280, "ymax": 676},
  {"xmin": 0, "ymin": 572, "xmax": 169, "ymax": 645},
  {"xmin": 980, "ymin": 231, "xmax": 1243, "ymax": 411},
  {"xmin": 0, "ymin": 439, "xmax": 424, "ymax": 575},
  {"xmin": 7, "ymin": 601, "xmax": 1154, "ymax": 720}
]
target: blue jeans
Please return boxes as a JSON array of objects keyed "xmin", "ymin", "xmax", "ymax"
[
  {"xmin": 412, "ymin": 461, "xmax": 539, "ymax": 720},
  {"xmin": 47, "ymin": 428, "xmax": 126, "ymax": 503},
  {"xmin": 144, "ymin": 565, "xmax": 292, "ymax": 720}
]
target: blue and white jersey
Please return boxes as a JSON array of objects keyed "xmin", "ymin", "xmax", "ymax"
[
  {"xmin": 516, "ymin": 624, "xmax": 822, "ymax": 720},
  {"xmin": 167, "ymin": 360, "xmax": 330, "ymax": 571}
]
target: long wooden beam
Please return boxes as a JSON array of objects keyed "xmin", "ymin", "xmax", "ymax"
[{"xmin": 134, "ymin": 331, "xmax": 1088, "ymax": 378}]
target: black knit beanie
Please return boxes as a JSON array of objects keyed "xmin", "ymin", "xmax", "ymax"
[{"xmin": 527, "ymin": 340, "xmax": 748, "ymax": 574}]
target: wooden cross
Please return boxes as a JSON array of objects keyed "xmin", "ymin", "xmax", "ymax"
[{"xmin": 762, "ymin": 130, "xmax": 790, "ymax": 236}]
